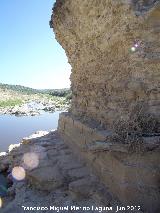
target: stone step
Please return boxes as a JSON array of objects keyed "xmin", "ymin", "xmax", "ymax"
[{"xmin": 87, "ymin": 141, "xmax": 129, "ymax": 153}]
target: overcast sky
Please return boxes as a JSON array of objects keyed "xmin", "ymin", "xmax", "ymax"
[{"xmin": 0, "ymin": 0, "xmax": 71, "ymax": 89}]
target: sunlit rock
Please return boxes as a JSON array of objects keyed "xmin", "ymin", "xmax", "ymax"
[
  {"xmin": 8, "ymin": 144, "xmax": 20, "ymax": 153},
  {"xmin": 0, "ymin": 152, "xmax": 7, "ymax": 157}
]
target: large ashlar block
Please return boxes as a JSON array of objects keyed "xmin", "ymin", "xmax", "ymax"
[{"xmin": 58, "ymin": 112, "xmax": 160, "ymax": 213}]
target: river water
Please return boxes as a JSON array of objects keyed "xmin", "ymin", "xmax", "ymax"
[{"xmin": 0, "ymin": 111, "xmax": 61, "ymax": 152}]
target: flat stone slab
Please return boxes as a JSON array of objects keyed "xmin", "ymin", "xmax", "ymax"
[
  {"xmin": 57, "ymin": 160, "xmax": 84, "ymax": 171},
  {"xmin": 69, "ymin": 177, "xmax": 96, "ymax": 199},
  {"xmin": 87, "ymin": 141, "xmax": 129, "ymax": 153},
  {"xmin": 67, "ymin": 167, "xmax": 90, "ymax": 180},
  {"xmin": 27, "ymin": 165, "xmax": 65, "ymax": 191}
]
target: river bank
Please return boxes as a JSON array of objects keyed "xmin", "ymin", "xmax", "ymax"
[
  {"xmin": 0, "ymin": 100, "xmax": 69, "ymax": 116},
  {"xmin": 0, "ymin": 85, "xmax": 70, "ymax": 116}
]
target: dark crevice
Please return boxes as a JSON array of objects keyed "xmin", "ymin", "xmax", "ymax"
[
  {"xmin": 0, "ymin": 167, "xmax": 14, "ymax": 197},
  {"xmin": 131, "ymin": 0, "xmax": 160, "ymax": 14}
]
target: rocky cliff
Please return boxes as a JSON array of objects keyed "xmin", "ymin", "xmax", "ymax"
[
  {"xmin": 50, "ymin": 1, "xmax": 160, "ymax": 212},
  {"xmin": 50, "ymin": 0, "xmax": 160, "ymax": 129}
]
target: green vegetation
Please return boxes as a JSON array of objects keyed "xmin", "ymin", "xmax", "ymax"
[
  {"xmin": 0, "ymin": 83, "xmax": 39, "ymax": 94},
  {"xmin": 48, "ymin": 88, "xmax": 71, "ymax": 97},
  {"xmin": 0, "ymin": 83, "xmax": 71, "ymax": 109},
  {"xmin": 0, "ymin": 83, "xmax": 71, "ymax": 98},
  {"xmin": 65, "ymin": 91, "xmax": 72, "ymax": 100},
  {"xmin": 0, "ymin": 99, "xmax": 23, "ymax": 108}
]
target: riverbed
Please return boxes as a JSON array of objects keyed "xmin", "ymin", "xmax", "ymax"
[{"xmin": 0, "ymin": 111, "xmax": 61, "ymax": 152}]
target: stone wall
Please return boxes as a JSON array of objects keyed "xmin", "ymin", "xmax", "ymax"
[
  {"xmin": 50, "ymin": 0, "xmax": 160, "ymax": 127},
  {"xmin": 58, "ymin": 112, "xmax": 160, "ymax": 213}
]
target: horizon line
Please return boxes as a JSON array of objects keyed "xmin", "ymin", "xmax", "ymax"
[{"xmin": 0, "ymin": 82, "xmax": 70, "ymax": 90}]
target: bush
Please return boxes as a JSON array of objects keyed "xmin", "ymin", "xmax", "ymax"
[
  {"xmin": 65, "ymin": 92, "xmax": 72, "ymax": 100},
  {"xmin": 49, "ymin": 89, "xmax": 71, "ymax": 97},
  {"xmin": 0, "ymin": 99, "xmax": 23, "ymax": 108},
  {"xmin": 109, "ymin": 103, "xmax": 160, "ymax": 149}
]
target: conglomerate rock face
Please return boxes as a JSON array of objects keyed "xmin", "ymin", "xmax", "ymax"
[{"xmin": 50, "ymin": 0, "xmax": 160, "ymax": 128}]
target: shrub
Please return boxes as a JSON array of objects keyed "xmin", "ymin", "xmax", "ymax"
[
  {"xmin": 65, "ymin": 92, "xmax": 72, "ymax": 100},
  {"xmin": 109, "ymin": 102, "xmax": 160, "ymax": 149},
  {"xmin": 0, "ymin": 99, "xmax": 23, "ymax": 108}
]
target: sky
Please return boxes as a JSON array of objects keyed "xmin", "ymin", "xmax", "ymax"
[{"xmin": 0, "ymin": 0, "xmax": 71, "ymax": 89}]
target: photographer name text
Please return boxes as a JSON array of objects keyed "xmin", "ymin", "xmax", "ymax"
[{"xmin": 22, "ymin": 205, "xmax": 141, "ymax": 212}]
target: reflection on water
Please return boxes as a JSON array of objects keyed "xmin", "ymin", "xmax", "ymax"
[{"xmin": 0, "ymin": 111, "xmax": 61, "ymax": 152}]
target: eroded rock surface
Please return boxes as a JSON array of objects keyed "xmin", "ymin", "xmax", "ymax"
[{"xmin": 50, "ymin": 0, "xmax": 160, "ymax": 128}]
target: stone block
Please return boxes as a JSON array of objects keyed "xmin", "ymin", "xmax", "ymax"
[{"xmin": 27, "ymin": 165, "xmax": 65, "ymax": 191}]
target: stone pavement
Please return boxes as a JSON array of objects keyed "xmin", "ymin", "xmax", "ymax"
[{"xmin": 0, "ymin": 130, "xmax": 143, "ymax": 213}]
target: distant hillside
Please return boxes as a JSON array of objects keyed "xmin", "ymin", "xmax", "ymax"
[
  {"xmin": 0, "ymin": 83, "xmax": 71, "ymax": 98},
  {"xmin": 0, "ymin": 83, "xmax": 39, "ymax": 94}
]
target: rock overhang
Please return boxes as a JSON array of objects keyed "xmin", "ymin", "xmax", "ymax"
[
  {"xmin": 50, "ymin": 0, "xmax": 160, "ymax": 128},
  {"xmin": 50, "ymin": 1, "xmax": 160, "ymax": 212}
]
